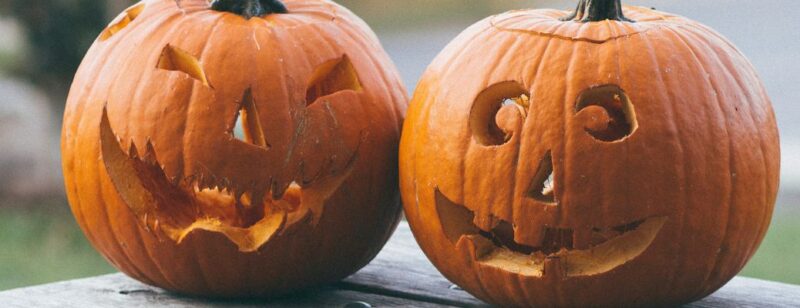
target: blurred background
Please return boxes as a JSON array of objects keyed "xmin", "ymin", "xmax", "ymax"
[{"xmin": 0, "ymin": 0, "xmax": 798, "ymax": 291}]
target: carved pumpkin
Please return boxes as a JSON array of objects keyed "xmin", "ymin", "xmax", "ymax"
[
  {"xmin": 400, "ymin": 0, "xmax": 780, "ymax": 306},
  {"xmin": 62, "ymin": 0, "xmax": 407, "ymax": 297}
]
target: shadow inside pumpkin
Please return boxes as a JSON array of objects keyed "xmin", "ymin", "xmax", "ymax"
[{"xmin": 435, "ymin": 190, "xmax": 666, "ymax": 278}]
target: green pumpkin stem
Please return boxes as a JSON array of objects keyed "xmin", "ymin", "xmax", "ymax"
[
  {"xmin": 210, "ymin": 0, "xmax": 288, "ymax": 19},
  {"xmin": 560, "ymin": 0, "xmax": 633, "ymax": 23}
]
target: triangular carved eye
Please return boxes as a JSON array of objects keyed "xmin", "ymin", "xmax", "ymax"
[
  {"xmin": 157, "ymin": 44, "xmax": 211, "ymax": 87},
  {"xmin": 99, "ymin": 2, "xmax": 146, "ymax": 41},
  {"xmin": 305, "ymin": 55, "xmax": 362, "ymax": 106}
]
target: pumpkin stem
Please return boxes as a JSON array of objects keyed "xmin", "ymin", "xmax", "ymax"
[
  {"xmin": 560, "ymin": 0, "xmax": 633, "ymax": 22},
  {"xmin": 210, "ymin": 0, "xmax": 288, "ymax": 19}
]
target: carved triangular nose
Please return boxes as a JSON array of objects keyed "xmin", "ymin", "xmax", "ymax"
[
  {"xmin": 232, "ymin": 88, "xmax": 269, "ymax": 149},
  {"xmin": 527, "ymin": 150, "xmax": 557, "ymax": 205}
]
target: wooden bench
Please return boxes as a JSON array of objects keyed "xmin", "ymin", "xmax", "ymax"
[{"xmin": 2, "ymin": 222, "xmax": 798, "ymax": 307}]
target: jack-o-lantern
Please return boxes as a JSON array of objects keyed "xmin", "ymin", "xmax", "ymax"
[
  {"xmin": 62, "ymin": 0, "xmax": 407, "ymax": 297},
  {"xmin": 400, "ymin": 0, "xmax": 780, "ymax": 306}
]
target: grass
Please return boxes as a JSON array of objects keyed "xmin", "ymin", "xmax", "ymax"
[
  {"xmin": 741, "ymin": 211, "xmax": 800, "ymax": 284},
  {"xmin": 0, "ymin": 198, "xmax": 797, "ymax": 291},
  {"xmin": 0, "ymin": 201, "xmax": 114, "ymax": 291}
]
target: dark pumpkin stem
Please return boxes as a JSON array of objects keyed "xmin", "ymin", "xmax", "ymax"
[
  {"xmin": 210, "ymin": 0, "xmax": 288, "ymax": 19},
  {"xmin": 560, "ymin": 0, "xmax": 633, "ymax": 22}
]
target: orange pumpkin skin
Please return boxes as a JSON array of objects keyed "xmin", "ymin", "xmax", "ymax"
[
  {"xmin": 62, "ymin": 0, "xmax": 407, "ymax": 297},
  {"xmin": 400, "ymin": 5, "xmax": 779, "ymax": 307}
]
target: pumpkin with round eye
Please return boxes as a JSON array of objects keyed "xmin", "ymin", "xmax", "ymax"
[
  {"xmin": 62, "ymin": 0, "xmax": 407, "ymax": 297},
  {"xmin": 400, "ymin": 0, "xmax": 780, "ymax": 306}
]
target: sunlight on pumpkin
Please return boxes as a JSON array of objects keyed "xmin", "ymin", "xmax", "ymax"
[
  {"xmin": 98, "ymin": 2, "xmax": 146, "ymax": 41},
  {"xmin": 157, "ymin": 44, "xmax": 211, "ymax": 87},
  {"xmin": 306, "ymin": 55, "xmax": 362, "ymax": 105}
]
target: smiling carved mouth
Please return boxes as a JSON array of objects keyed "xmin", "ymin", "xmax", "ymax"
[
  {"xmin": 100, "ymin": 109, "xmax": 355, "ymax": 252},
  {"xmin": 435, "ymin": 190, "xmax": 666, "ymax": 278}
]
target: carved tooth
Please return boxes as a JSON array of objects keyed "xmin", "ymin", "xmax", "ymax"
[
  {"xmin": 196, "ymin": 174, "xmax": 205, "ymax": 190},
  {"xmin": 187, "ymin": 175, "xmax": 198, "ymax": 193},
  {"xmin": 544, "ymin": 256, "xmax": 565, "ymax": 281},
  {"xmin": 517, "ymin": 225, "xmax": 547, "ymax": 248},
  {"xmin": 573, "ymin": 228, "xmax": 593, "ymax": 250},
  {"xmin": 472, "ymin": 214, "xmax": 497, "ymax": 233},
  {"xmin": 271, "ymin": 179, "xmax": 291, "ymax": 200},
  {"xmin": 234, "ymin": 188, "xmax": 245, "ymax": 205},
  {"xmin": 128, "ymin": 141, "xmax": 140, "ymax": 159},
  {"xmin": 143, "ymin": 140, "xmax": 158, "ymax": 165},
  {"xmin": 221, "ymin": 178, "xmax": 231, "ymax": 191},
  {"xmin": 142, "ymin": 213, "xmax": 151, "ymax": 232},
  {"xmin": 171, "ymin": 174, "xmax": 183, "ymax": 186},
  {"xmin": 250, "ymin": 189, "xmax": 265, "ymax": 209}
]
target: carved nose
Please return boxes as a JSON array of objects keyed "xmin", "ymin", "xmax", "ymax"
[{"xmin": 527, "ymin": 150, "xmax": 556, "ymax": 205}]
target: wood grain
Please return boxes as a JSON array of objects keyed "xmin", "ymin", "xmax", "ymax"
[{"xmin": 1, "ymin": 222, "xmax": 797, "ymax": 307}]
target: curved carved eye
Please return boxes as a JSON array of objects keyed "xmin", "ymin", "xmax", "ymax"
[
  {"xmin": 470, "ymin": 81, "xmax": 530, "ymax": 146},
  {"xmin": 574, "ymin": 85, "xmax": 638, "ymax": 142}
]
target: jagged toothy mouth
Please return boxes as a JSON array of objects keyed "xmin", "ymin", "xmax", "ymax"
[
  {"xmin": 435, "ymin": 190, "xmax": 666, "ymax": 278},
  {"xmin": 99, "ymin": 109, "xmax": 355, "ymax": 252}
]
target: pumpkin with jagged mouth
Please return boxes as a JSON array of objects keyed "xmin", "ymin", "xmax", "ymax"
[
  {"xmin": 62, "ymin": 0, "xmax": 406, "ymax": 297},
  {"xmin": 400, "ymin": 1, "xmax": 779, "ymax": 306}
]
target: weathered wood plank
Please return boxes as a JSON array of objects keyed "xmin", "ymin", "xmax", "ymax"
[
  {"xmin": 1, "ymin": 222, "xmax": 798, "ymax": 307},
  {"xmin": 0, "ymin": 273, "xmax": 449, "ymax": 308},
  {"xmin": 340, "ymin": 223, "xmax": 487, "ymax": 307},
  {"xmin": 687, "ymin": 277, "xmax": 800, "ymax": 308},
  {"xmin": 344, "ymin": 223, "xmax": 800, "ymax": 307}
]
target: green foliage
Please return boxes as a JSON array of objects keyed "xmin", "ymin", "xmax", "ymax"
[
  {"xmin": 7, "ymin": 0, "xmax": 110, "ymax": 101},
  {"xmin": 0, "ymin": 52, "xmax": 13, "ymax": 72},
  {"xmin": 0, "ymin": 202, "xmax": 114, "ymax": 291},
  {"xmin": 741, "ymin": 212, "xmax": 800, "ymax": 284}
]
